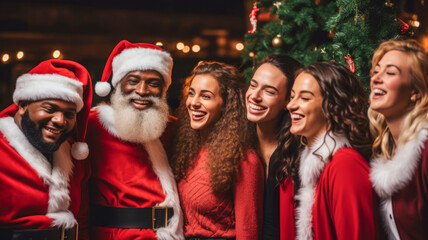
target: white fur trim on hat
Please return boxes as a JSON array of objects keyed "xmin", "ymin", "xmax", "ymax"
[
  {"xmin": 13, "ymin": 73, "xmax": 84, "ymax": 111},
  {"xmin": 95, "ymin": 81, "xmax": 112, "ymax": 97},
  {"xmin": 71, "ymin": 142, "xmax": 89, "ymax": 160},
  {"xmin": 111, "ymin": 48, "xmax": 173, "ymax": 89}
]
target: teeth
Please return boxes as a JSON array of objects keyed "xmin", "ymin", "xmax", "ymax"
[
  {"xmin": 45, "ymin": 127, "xmax": 61, "ymax": 134},
  {"xmin": 192, "ymin": 111, "xmax": 206, "ymax": 117},
  {"xmin": 373, "ymin": 89, "xmax": 386, "ymax": 95},
  {"xmin": 133, "ymin": 99, "xmax": 149, "ymax": 104},
  {"xmin": 249, "ymin": 103, "xmax": 265, "ymax": 110},
  {"xmin": 291, "ymin": 114, "xmax": 303, "ymax": 120}
]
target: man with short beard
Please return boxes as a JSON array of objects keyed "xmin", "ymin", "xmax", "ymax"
[
  {"xmin": 86, "ymin": 40, "xmax": 183, "ymax": 240},
  {"xmin": 0, "ymin": 59, "xmax": 93, "ymax": 240}
]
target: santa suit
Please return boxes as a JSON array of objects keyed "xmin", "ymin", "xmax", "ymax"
[
  {"xmin": 0, "ymin": 110, "xmax": 89, "ymax": 236},
  {"xmin": 279, "ymin": 176, "xmax": 296, "ymax": 240},
  {"xmin": 86, "ymin": 105, "xmax": 183, "ymax": 240},
  {"xmin": 371, "ymin": 124, "xmax": 428, "ymax": 240},
  {"xmin": 295, "ymin": 132, "xmax": 381, "ymax": 240}
]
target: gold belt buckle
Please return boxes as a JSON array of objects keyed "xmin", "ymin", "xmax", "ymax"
[
  {"xmin": 152, "ymin": 206, "xmax": 168, "ymax": 232},
  {"xmin": 61, "ymin": 222, "xmax": 78, "ymax": 240}
]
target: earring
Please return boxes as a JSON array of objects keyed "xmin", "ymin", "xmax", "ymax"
[
  {"xmin": 300, "ymin": 136, "xmax": 307, "ymax": 146},
  {"xmin": 411, "ymin": 95, "xmax": 417, "ymax": 103}
]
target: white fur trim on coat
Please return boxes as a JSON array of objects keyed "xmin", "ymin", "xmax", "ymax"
[
  {"xmin": 370, "ymin": 124, "xmax": 428, "ymax": 239},
  {"xmin": 94, "ymin": 105, "xmax": 184, "ymax": 239},
  {"xmin": 111, "ymin": 47, "xmax": 173, "ymax": 89},
  {"xmin": 295, "ymin": 132, "xmax": 350, "ymax": 240},
  {"xmin": 0, "ymin": 117, "xmax": 76, "ymax": 228},
  {"xmin": 144, "ymin": 140, "xmax": 184, "ymax": 240},
  {"xmin": 13, "ymin": 73, "xmax": 84, "ymax": 111},
  {"xmin": 96, "ymin": 104, "xmax": 120, "ymax": 138},
  {"xmin": 370, "ymin": 124, "xmax": 428, "ymax": 198}
]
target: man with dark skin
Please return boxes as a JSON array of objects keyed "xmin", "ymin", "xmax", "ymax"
[
  {"xmin": 86, "ymin": 40, "xmax": 183, "ymax": 240},
  {"xmin": 0, "ymin": 59, "xmax": 92, "ymax": 240}
]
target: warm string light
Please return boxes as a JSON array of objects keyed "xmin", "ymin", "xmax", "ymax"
[
  {"xmin": 192, "ymin": 45, "xmax": 200, "ymax": 53},
  {"xmin": 16, "ymin": 51, "xmax": 24, "ymax": 59},
  {"xmin": 235, "ymin": 43, "xmax": 244, "ymax": 51},
  {"xmin": 2, "ymin": 39, "xmax": 245, "ymax": 63},
  {"xmin": 176, "ymin": 42, "xmax": 184, "ymax": 50},
  {"xmin": 52, "ymin": 50, "xmax": 61, "ymax": 58},
  {"xmin": 2, "ymin": 54, "xmax": 10, "ymax": 63},
  {"xmin": 182, "ymin": 45, "xmax": 190, "ymax": 53}
]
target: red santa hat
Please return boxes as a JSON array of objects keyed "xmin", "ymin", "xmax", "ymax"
[
  {"xmin": 95, "ymin": 40, "xmax": 173, "ymax": 96},
  {"xmin": 11, "ymin": 59, "xmax": 93, "ymax": 160}
]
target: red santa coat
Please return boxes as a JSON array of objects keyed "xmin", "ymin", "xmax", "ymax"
[
  {"xmin": 371, "ymin": 124, "xmax": 428, "ymax": 240},
  {"xmin": 295, "ymin": 132, "xmax": 380, "ymax": 240},
  {"xmin": 86, "ymin": 105, "xmax": 183, "ymax": 240},
  {"xmin": 279, "ymin": 176, "xmax": 296, "ymax": 240},
  {"xmin": 0, "ymin": 115, "xmax": 89, "ymax": 233}
]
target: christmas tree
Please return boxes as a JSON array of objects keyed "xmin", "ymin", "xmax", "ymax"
[{"xmin": 242, "ymin": 0, "xmax": 418, "ymax": 89}]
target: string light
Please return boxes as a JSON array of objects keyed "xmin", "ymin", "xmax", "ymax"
[
  {"xmin": 2, "ymin": 53, "xmax": 10, "ymax": 63},
  {"xmin": 176, "ymin": 42, "xmax": 184, "ymax": 50},
  {"xmin": 16, "ymin": 51, "xmax": 24, "ymax": 59},
  {"xmin": 52, "ymin": 50, "xmax": 61, "ymax": 58},
  {"xmin": 192, "ymin": 45, "xmax": 200, "ymax": 53},
  {"xmin": 155, "ymin": 42, "xmax": 164, "ymax": 47},
  {"xmin": 182, "ymin": 45, "xmax": 190, "ymax": 53},
  {"xmin": 235, "ymin": 43, "xmax": 244, "ymax": 51}
]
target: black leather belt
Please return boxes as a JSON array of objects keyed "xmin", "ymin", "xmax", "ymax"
[
  {"xmin": 187, "ymin": 238, "xmax": 235, "ymax": 240},
  {"xmin": 0, "ymin": 225, "xmax": 78, "ymax": 240},
  {"xmin": 90, "ymin": 204, "xmax": 174, "ymax": 231}
]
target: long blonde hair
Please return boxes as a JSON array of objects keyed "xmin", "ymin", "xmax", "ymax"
[{"xmin": 368, "ymin": 39, "xmax": 428, "ymax": 159}]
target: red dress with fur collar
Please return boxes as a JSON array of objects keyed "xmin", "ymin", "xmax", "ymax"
[
  {"xmin": 371, "ymin": 126, "xmax": 428, "ymax": 240},
  {"xmin": 293, "ymin": 133, "xmax": 382, "ymax": 240}
]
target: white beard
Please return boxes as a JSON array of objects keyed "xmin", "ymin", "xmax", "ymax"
[{"xmin": 110, "ymin": 88, "xmax": 169, "ymax": 143}]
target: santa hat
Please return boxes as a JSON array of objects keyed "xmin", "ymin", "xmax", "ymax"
[
  {"xmin": 11, "ymin": 59, "xmax": 93, "ymax": 160},
  {"xmin": 95, "ymin": 40, "xmax": 173, "ymax": 97}
]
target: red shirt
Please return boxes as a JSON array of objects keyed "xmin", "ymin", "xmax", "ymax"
[{"xmin": 178, "ymin": 148, "xmax": 264, "ymax": 239}]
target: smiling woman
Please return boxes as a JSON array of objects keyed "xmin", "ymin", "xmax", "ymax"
[
  {"xmin": 368, "ymin": 39, "xmax": 428, "ymax": 240},
  {"xmin": 287, "ymin": 62, "xmax": 379, "ymax": 240},
  {"xmin": 172, "ymin": 61, "xmax": 264, "ymax": 239}
]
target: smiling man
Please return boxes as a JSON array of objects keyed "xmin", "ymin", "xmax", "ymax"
[
  {"xmin": 0, "ymin": 59, "xmax": 92, "ymax": 240},
  {"xmin": 86, "ymin": 40, "xmax": 183, "ymax": 240}
]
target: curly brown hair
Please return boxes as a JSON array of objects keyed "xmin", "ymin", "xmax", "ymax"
[
  {"xmin": 298, "ymin": 61, "xmax": 372, "ymax": 160},
  {"xmin": 172, "ymin": 61, "xmax": 257, "ymax": 194}
]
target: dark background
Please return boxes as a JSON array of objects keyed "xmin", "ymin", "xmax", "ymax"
[
  {"xmin": 0, "ymin": 0, "xmax": 254, "ymax": 112},
  {"xmin": 1, "ymin": 0, "xmax": 427, "ymax": 113}
]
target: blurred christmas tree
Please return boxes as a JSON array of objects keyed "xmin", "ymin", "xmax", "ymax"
[{"xmin": 242, "ymin": 0, "xmax": 420, "ymax": 89}]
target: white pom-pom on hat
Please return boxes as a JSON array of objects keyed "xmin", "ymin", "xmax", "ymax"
[
  {"xmin": 95, "ymin": 81, "xmax": 111, "ymax": 97},
  {"xmin": 96, "ymin": 40, "xmax": 173, "ymax": 98},
  {"xmin": 71, "ymin": 142, "xmax": 89, "ymax": 160}
]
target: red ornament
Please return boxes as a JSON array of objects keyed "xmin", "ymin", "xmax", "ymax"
[
  {"xmin": 344, "ymin": 56, "xmax": 355, "ymax": 73},
  {"xmin": 398, "ymin": 18, "xmax": 409, "ymax": 34},
  {"xmin": 248, "ymin": 4, "xmax": 260, "ymax": 34}
]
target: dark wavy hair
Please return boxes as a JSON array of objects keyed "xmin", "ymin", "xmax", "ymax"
[
  {"xmin": 297, "ymin": 61, "xmax": 372, "ymax": 160},
  {"xmin": 255, "ymin": 55, "xmax": 304, "ymax": 184},
  {"xmin": 172, "ymin": 61, "xmax": 256, "ymax": 194}
]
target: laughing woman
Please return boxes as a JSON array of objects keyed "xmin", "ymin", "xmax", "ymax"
[
  {"xmin": 245, "ymin": 55, "xmax": 302, "ymax": 240},
  {"xmin": 369, "ymin": 39, "xmax": 428, "ymax": 240},
  {"xmin": 172, "ymin": 61, "xmax": 264, "ymax": 240},
  {"xmin": 287, "ymin": 62, "xmax": 381, "ymax": 239}
]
